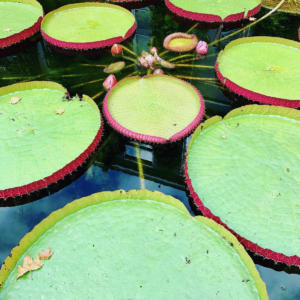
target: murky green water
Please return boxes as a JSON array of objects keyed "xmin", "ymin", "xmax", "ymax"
[{"xmin": 0, "ymin": 1, "xmax": 299, "ymax": 298}]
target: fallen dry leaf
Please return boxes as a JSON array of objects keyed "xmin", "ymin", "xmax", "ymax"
[
  {"xmin": 56, "ymin": 108, "xmax": 65, "ymax": 115},
  {"xmin": 10, "ymin": 96, "xmax": 21, "ymax": 104},
  {"xmin": 39, "ymin": 248, "xmax": 53, "ymax": 260},
  {"xmin": 17, "ymin": 254, "xmax": 43, "ymax": 279}
]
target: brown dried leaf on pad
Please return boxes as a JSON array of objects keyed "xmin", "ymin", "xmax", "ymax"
[
  {"xmin": 17, "ymin": 255, "xmax": 43, "ymax": 279},
  {"xmin": 38, "ymin": 248, "xmax": 53, "ymax": 260},
  {"xmin": 10, "ymin": 97, "xmax": 21, "ymax": 104},
  {"xmin": 56, "ymin": 108, "xmax": 65, "ymax": 115},
  {"xmin": 17, "ymin": 248, "xmax": 53, "ymax": 279}
]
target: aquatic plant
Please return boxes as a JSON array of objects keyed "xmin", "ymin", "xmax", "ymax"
[
  {"xmin": 0, "ymin": 81, "xmax": 102, "ymax": 204},
  {"xmin": 163, "ymin": 32, "xmax": 198, "ymax": 52},
  {"xmin": 216, "ymin": 36, "xmax": 300, "ymax": 107},
  {"xmin": 0, "ymin": 0, "xmax": 43, "ymax": 50},
  {"xmin": 186, "ymin": 105, "xmax": 300, "ymax": 266},
  {"xmin": 103, "ymin": 75, "xmax": 204, "ymax": 143},
  {"xmin": 41, "ymin": 3, "xmax": 136, "ymax": 52},
  {"xmin": 0, "ymin": 190, "xmax": 268, "ymax": 299}
]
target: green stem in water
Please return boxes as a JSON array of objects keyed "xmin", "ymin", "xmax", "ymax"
[
  {"xmin": 71, "ymin": 78, "xmax": 104, "ymax": 89},
  {"xmin": 122, "ymin": 45, "xmax": 138, "ymax": 57},
  {"xmin": 175, "ymin": 64, "xmax": 214, "ymax": 69},
  {"xmin": 186, "ymin": 23, "xmax": 199, "ymax": 34},
  {"xmin": 122, "ymin": 55, "xmax": 138, "ymax": 64},
  {"xmin": 91, "ymin": 91, "xmax": 104, "ymax": 100},
  {"xmin": 80, "ymin": 64, "xmax": 107, "ymax": 67},
  {"xmin": 209, "ymin": 0, "xmax": 286, "ymax": 46},
  {"xmin": 169, "ymin": 54, "xmax": 195, "ymax": 62}
]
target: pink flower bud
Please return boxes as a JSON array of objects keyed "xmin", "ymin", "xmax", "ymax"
[
  {"xmin": 103, "ymin": 74, "xmax": 117, "ymax": 91},
  {"xmin": 153, "ymin": 69, "xmax": 164, "ymax": 75},
  {"xmin": 111, "ymin": 44, "xmax": 122, "ymax": 55},
  {"xmin": 150, "ymin": 47, "xmax": 158, "ymax": 55},
  {"xmin": 196, "ymin": 41, "xmax": 208, "ymax": 55}
]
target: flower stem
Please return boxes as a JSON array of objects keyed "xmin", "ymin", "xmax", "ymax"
[
  {"xmin": 122, "ymin": 45, "xmax": 138, "ymax": 57},
  {"xmin": 175, "ymin": 64, "xmax": 214, "ymax": 69},
  {"xmin": 122, "ymin": 55, "xmax": 138, "ymax": 64},
  {"xmin": 169, "ymin": 54, "xmax": 195, "ymax": 62}
]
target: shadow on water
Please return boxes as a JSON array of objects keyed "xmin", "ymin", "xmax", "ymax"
[{"xmin": 0, "ymin": 1, "xmax": 299, "ymax": 298}]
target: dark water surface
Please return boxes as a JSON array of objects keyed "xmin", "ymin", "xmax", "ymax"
[{"xmin": 0, "ymin": 1, "xmax": 299, "ymax": 299}]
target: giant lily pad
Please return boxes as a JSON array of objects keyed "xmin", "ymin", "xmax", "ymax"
[
  {"xmin": 0, "ymin": 0, "xmax": 43, "ymax": 49},
  {"xmin": 165, "ymin": 0, "xmax": 261, "ymax": 23},
  {"xmin": 216, "ymin": 37, "xmax": 300, "ymax": 108},
  {"xmin": 103, "ymin": 75, "xmax": 204, "ymax": 143},
  {"xmin": 185, "ymin": 105, "xmax": 300, "ymax": 266},
  {"xmin": 41, "ymin": 2, "xmax": 136, "ymax": 51},
  {"xmin": 0, "ymin": 190, "xmax": 268, "ymax": 299},
  {"xmin": 0, "ymin": 81, "xmax": 102, "ymax": 203},
  {"xmin": 262, "ymin": 0, "xmax": 300, "ymax": 14}
]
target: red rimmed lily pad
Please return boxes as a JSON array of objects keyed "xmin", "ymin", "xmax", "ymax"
[
  {"xmin": 185, "ymin": 105, "xmax": 300, "ymax": 267},
  {"xmin": 0, "ymin": 190, "xmax": 268, "ymax": 299},
  {"xmin": 103, "ymin": 75, "xmax": 205, "ymax": 144},
  {"xmin": 216, "ymin": 36, "xmax": 300, "ymax": 108},
  {"xmin": 0, "ymin": 81, "xmax": 102, "ymax": 204},
  {"xmin": 41, "ymin": 2, "xmax": 136, "ymax": 53},
  {"xmin": 165, "ymin": 0, "xmax": 261, "ymax": 24},
  {"xmin": 0, "ymin": 0, "xmax": 43, "ymax": 50}
]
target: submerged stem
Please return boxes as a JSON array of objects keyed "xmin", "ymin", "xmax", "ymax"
[
  {"xmin": 175, "ymin": 64, "xmax": 214, "ymax": 69},
  {"xmin": 122, "ymin": 45, "xmax": 137, "ymax": 57},
  {"xmin": 169, "ymin": 54, "xmax": 195, "ymax": 62},
  {"xmin": 122, "ymin": 55, "xmax": 138, "ymax": 64},
  {"xmin": 71, "ymin": 78, "xmax": 104, "ymax": 89},
  {"xmin": 91, "ymin": 91, "xmax": 104, "ymax": 100}
]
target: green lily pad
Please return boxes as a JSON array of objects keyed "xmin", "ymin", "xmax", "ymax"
[
  {"xmin": 165, "ymin": 0, "xmax": 261, "ymax": 21},
  {"xmin": 103, "ymin": 75, "xmax": 204, "ymax": 143},
  {"xmin": 0, "ymin": 190, "xmax": 268, "ymax": 299},
  {"xmin": 0, "ymin": 0, "xmax": 43, "ymax": 46},
  {"xmin": 262, "ymin": 0, "xmax": 300, "ymax": 14},
  {"xmin": 216, "ymin": 37, "xmax": 300, "ymax": 107},
  {"xmin": 41, "ymin": 2, "xmax": 136, "ymax": 49},
  {"xmin": 0, "ymin": 81, "xmax": 102, "ymax": 201},
  {"xmin": 186, "ymin": 105, "xmax": 300, "ymax": 265}
]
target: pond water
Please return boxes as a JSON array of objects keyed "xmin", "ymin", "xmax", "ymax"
[{"xmin": 0, "ymin": 1, "xmax": 299, "ymax": 299}]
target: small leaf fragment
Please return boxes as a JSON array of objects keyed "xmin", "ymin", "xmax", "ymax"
[
  {"xmin": 17, "ymin": 255, "xmax": 43, "ymax": 279},
  {"xmin": 3, "ymin": 28, "xmax": 11, "ymax": 33},
  {"xmin": 56, "ymin": 108, "xmax": 65, "ymax": 115},
  {"xmin": 10, "ymin": 96, "xmax": 21, "ymax": 104},
  {"xmin": 39, "ymin": 248, "xmax": 53, "ymax": 260}
]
